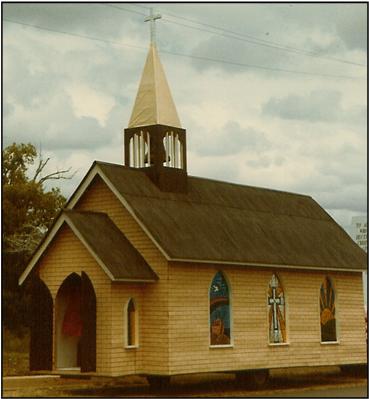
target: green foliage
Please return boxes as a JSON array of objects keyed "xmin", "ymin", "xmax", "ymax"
[
  {"xmin": 3, "ymin": 142, "xmax": 71, "ymax": 331},
  {"xmin": 3, "ymin": 143, "xmax": 67, "ymax": 253}
]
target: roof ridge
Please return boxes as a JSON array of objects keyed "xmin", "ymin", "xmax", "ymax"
[
  {"xmin": 95, "ymin": 160, "xmax": 131, "ymax": 168},
  {"xmin": 96, "ymin": 160, "xmax": 311, "ymax": 198},
  {"xmin": 188, "ymin": 174, "xmax": 312, "ymax": 198}
]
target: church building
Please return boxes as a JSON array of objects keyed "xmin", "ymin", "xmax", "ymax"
[{"xmin": 19, "ymin": 21, "xmax": 367, "ymax": 386}]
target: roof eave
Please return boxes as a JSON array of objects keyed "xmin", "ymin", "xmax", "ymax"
[
  {"xmin": 169, "ymin": 257, "xmax": 366, "ymax": 273},
  {"xmin": 18, "ymin": 210, "xmax": 159, "ymax": 286}
]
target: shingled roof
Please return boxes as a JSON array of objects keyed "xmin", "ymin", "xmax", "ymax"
[
  {"xmin": 19, "ymin": 209, "xmax": 158, "ymax": 285},
  {"xmin": 64, "ymin": 210, "xmax": 158, "ymax": 281},
  {"xmin": 93, "ymin": 162, "xmax": 366, "ymax": 271}
]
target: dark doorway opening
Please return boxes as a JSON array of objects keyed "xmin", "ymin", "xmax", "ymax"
[{"xmin": 55, "ymin": 273, "xmax": 82, "ymax": 370}]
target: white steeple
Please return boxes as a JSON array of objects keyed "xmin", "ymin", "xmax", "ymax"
[
  {"xmin": 124, "ymin": 8, "xmax": 187, "ymax": 191},
  {"xmin": 128, "ymin": 44, "xmax": 182, "ymax": 129}
]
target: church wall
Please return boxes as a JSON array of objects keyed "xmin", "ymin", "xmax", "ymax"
[
  {"xmin": 37, "ymin": 225, "xmax": 113, "ymax": 375},
  {"xmin": 75, "ymin": 176, "xmax": 170, "ymax": 376},
  {"xmin": 168, "ymin": 263, "xmax": 366, "ymax": 375}
]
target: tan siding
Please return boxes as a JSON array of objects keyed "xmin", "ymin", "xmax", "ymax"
[
  {"xmin": 75, "ymin": 176, "xmax": 169, "ymax": 376},
  {"xmin": 168, "ymin": 264, "xmax": 367, "ymax": 375},
  {"xmin": 37, "ymin": 173, "xmax": 365, "ymax": 377},
  {"xmin": 38, "ymin": 225, "xmax": 112, "ymax": 375},
  {"xmin": 75, "ymin": 176, "xmax": 167, "ymax": 278}
]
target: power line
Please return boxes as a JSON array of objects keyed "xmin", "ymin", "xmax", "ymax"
[
  {"xmin": 118, "ymin": 3, "xmax": 366, "ymax": 68},
  {"xmin": 159, "ymin": 49, "xmax": 364, "ymax": 80},
  {"xmin": 3, "ymin": 18, "xmax": 148, "ymax": 52},
  {"xmin": 161, "ymin": 17, "xmax": 366, "ymax": 68},
  {"xmin": 129, "ymin": 3, "xmax": 151, "ymax": 10},
  {"xmin": 3, "ymin": 18, "xmax": 364, "ymax": 81},
  {"xmin": 104, "ymin": 4, "xmax": 146, "ymax": 17}
]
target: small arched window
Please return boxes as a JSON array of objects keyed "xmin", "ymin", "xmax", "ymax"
[
  {"xmin": 268, "ymin": 274, "xmax": 286, "ymax": 344},
  {"xmin": 126, "ymin": 298, "xmax": 137, "ymax": 347},
  {"xmin": 320, "ymin": 277, "xmax": 337, "ymax": 342},
  {"xmin": 209, "ymin": 271, "xmax": 231, "ymax": 346}
]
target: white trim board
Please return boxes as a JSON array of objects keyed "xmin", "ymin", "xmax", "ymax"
[
  {"xmin": 18, "ymin": 213, "xmax": 116, "ymax": 285},
  {"xmin": 66, "ymin": 164, "xmax": 170, "ymax": 261},
  {"xmin": 170, "ymin": 257, "xmax": 365, "ymax": 274},
  {"xmin": 96, "ymin": 166, "xmax": 170, "ymax": 261},
  {"xmin": 19, "ymin": 215, "xmax": 65, "ymax": 286},
  {"xmin": 18, "ymin": 212, "xmax": 156, "ymax": 285},
  {"xmin": 19, "ymin": 162, "xmax": 364, "ymax": 284}
]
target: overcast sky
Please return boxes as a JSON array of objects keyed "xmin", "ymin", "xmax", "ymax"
[{"xmin": 3, "ymin": 2, "xmax": 367, "ymax": 233}]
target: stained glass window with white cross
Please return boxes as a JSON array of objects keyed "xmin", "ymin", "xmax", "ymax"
[{"xmin": 268, "ymin": 274, "xmax": 286, "ymax": 344}]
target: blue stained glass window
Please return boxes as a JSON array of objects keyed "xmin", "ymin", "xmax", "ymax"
[{"xmin": 210, "ymin": 272, "xmax": 231, "ymax": 345}]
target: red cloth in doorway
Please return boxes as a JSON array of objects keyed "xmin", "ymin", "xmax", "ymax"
[{"xmin": 62, "ymin": 289, "xmax": 82, "ymax": 337}]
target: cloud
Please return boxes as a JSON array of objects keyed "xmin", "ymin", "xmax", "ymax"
[
  {"xmin": 246, "ymin": 155, "xmax": 285, "ymax": 169},
  {"xmin": 3, "ymin": 3, "xmax": 141, "ymax": 39},
  {"xmin": 3, "ymin": 3, "xmax": 367, "ymax": 236},
  {"xmin": 66, "ymin": 84, "xmax": 115, "ymax": 126},
  {"xmin": 3, "ymin": 101, "xmax": 15, "ymax": 118},
  {"xmin": 4, "ymin": 90, "xmax": 113, "ymax": 151},
  {"xmin": 160, "ymin": 3, "xmax": 366, "ymax": 77},
  {"xmin": 262, "ymin": 90, "xmax": 342, "ymax": 122},
  {"xmin": 262, "ymin": 90, "xmax": 367, "ymax": 126},
  {"xmin": 286, "ymin": 137, "xmax": 367, "ymax": 214},
  {"xmin": 335, "ymin": 4, "xmax": 367, "ymax": 51},
  {"xmin": 193, "ymin": 121, "xmax": 271, "ymax": 156}
]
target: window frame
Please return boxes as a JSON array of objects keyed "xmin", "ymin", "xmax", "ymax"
[
  {"xmin": 267, "ymin": 273, "xmax": 289, "ymax": 346},
  {"xmin": 319, "ymin": 276, "xmax": 339, "ymax": 344},
  {"xmin": 124, "ymin": 298, "xmax": 139, "ymax": 349},
  {"xmin": 208, "ymin": 271, "xmax": 233, "ymax": 349}
]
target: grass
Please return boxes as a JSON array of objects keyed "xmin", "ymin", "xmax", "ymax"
[{"xmin": 3, "ymin": 327, "xmax": 30, "ymax": 376}]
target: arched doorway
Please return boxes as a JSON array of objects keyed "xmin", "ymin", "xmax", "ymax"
[
  {"xmin": 55, "ymin": 272, "xmax": 97, "ymax": 371},
  {"xmin": 55, "ymin": 273, "xmax": 82, "ymax": 370}
]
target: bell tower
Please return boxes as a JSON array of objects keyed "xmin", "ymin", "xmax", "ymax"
[{"xmin": 124, "ymin": 11, "xmax": 187, "ymax": 192}]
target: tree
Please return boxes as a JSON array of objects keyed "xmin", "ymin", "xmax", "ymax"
[{"xmin": 3, "ymin": 142, "xmax": 73, "ymax": 331}]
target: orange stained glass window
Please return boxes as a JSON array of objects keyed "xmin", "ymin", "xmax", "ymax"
[{"xmin": 320, "ymin": 277, "xmax": 337, "ymax": 342}]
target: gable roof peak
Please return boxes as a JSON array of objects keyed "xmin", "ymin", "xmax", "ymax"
[{"xmin": 128, "ymin": 44, "xmax": 181, "ymax": 129}]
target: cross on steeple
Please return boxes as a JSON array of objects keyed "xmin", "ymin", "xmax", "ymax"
[{"xmin": 144, "ymin": 8, "xmax": 162, "ymax": 46}]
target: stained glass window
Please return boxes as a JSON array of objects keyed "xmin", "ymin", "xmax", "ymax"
[
  {"xmin": 209, "ymin": 271, "xmax": 231, "ymax": 345},
  {"xmin": 268, "ymin": 274, "xmax": 286, "ymax": 344},
  {"xmin": 127, "ymin": 299, "xmax": 136, "ymax": 347},
  {"xmin": 320, "ymin": 277, "xmax": 337, "ymax": 342}
]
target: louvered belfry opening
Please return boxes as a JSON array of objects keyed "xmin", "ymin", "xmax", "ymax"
[{"xmin": 124, "ymin": 124, "xmax": 188, "ymax": 193}]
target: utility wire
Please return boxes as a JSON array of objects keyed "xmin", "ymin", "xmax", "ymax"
[
  {"xmin": 128, "ymin": 3, "xmax": 150, "ymax": 10},
  {"xmin": 161, "ymin": 18, "xmax": 366, "ymax": 68},
  {"xmin": 104, "ymin": 3, "xmax": 147, "ymax": 16},
  {"xmin": 159, "ymin": 49, "xmax": 364, "ymax": 80},
  {"xmin": 3, "ymin": 18, "xmax": 148, "ymax": 52},
  {"xmin": 115, "ymin": 3, "xmax": 366, "ymax": 68},
  {"xmin": 3, "ymin": 18, "xmax": 364, "ymax": 81}
]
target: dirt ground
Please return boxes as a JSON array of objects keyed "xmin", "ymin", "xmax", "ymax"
[{"xmin": 2, "ymin": 367, "xmax": 367, "ymax": 397}]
